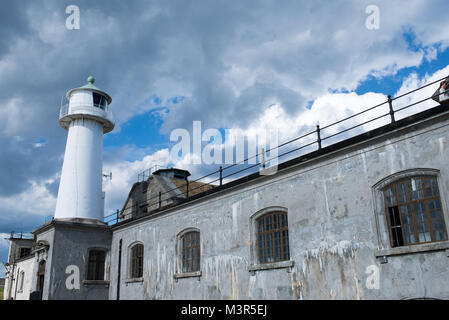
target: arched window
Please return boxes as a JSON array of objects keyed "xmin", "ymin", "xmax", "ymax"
[
  {"xmin": 383, "ymin": 176, "xmax": 448, "ymax": 247},
  {"xmin": 256, "ymin": 210, "xmax": 290, "ymax": 264},
  {"xmin": 87, "ymin": 249, "xmax": 106, "ymax": 280},
  {"xmin": 19, "ymin": 271, "xmax": 25, "ymax": 292},
  {"xmin": 181, "ymin": 231, "xmax": 200, "ymax": 273},
  {"xmin": 129, "ymin": 243, "xmax": 144, "ymax": 278}
]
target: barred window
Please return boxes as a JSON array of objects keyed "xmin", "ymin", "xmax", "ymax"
[
  {"xmin": 181, "ymin": 231, "xmax": 200, "ymax": 273},
  {"xmin": 384, "ymin": 176, "xmax": 448, "ymax": 247},
  {"xmin": 19, "ymin": 247, "xmax": 31, "ymax": 259},
  {"xmin": 256, "ymin": 211, "xmax": 290, "ymax": 263},
  {"xmin": 87, "ymin": 250, "xmax": 106, "ymax": 280},
  {"xmin": 130, "ymin": 244, "xmax": 144, "ymax": 278}
]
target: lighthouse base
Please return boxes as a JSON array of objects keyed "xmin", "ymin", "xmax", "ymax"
[{"xmin": 30, "ymin": 219, "xmax": 112, "ymax": 300}]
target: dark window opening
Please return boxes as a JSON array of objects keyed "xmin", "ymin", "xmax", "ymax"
[
  {"xmin": 388, "ymin": 206, "xmax": 404, "ymax": 247},
  {"xmin": 182, "ymin": 231, "xmax": 200, "ymax": 273},
  {"xmin": 19, "ymin": 247, "xmax": 31, "ymax": 259},
  {"xmin": 87, "ymin": 250, "xmax": 106, "ymax": 280},
  {"xmin": 131, "ymin": 244, "xmax": 144, "ymax": 278},
  {"xmin": 257, "ymin": 212, "xmax": 290, "ymax": 264},
  {"xmin": 37, "ymin": 260, "xmax": 46, "ymax": 300},
  {"xmin": 384, "ymin": 176, "xmax": 448, "ymax": 248},
  {"xmin": 92, "ymin": 92, "xmax": 107, "ymax": 109}
]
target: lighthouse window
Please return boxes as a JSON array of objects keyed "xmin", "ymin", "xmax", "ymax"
[{"xmin": 92, "ymin": 92, "xmax": 107, "ymax": 109}]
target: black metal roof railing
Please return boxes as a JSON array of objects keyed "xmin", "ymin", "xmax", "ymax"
[{"xmin": 104, "ymin": 76, "xmax": 449, "ymax": 226}]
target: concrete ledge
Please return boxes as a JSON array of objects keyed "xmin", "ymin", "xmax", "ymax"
[
  {"xmin": 12, "ymin": 254, "xmax": 35, "ymax": 263},
  {"xmin": 174, "ymin": 271, "xmax": 202, "ymax": 280},
  {"xmin": 248, "ymin": 260, "xmax": 294, "ymax": 273},
  {"xmin": 125, "ymin": 277, "xmax": 144, "ymax": 284},
  {"xmin": 375, "ymin": 241, "xmax": 449, "ymax": 259},
  {"xmin": 83, "ymin": 280, "xmax": 109, "ymax": 287},
  {"xmin": 33, "ymin": 218, "xmax": 111, "ymax": 235}
]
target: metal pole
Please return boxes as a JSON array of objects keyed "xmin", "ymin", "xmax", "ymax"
[
  {"xmin": 116, "ymin": 239, "xmax": 122, "ymax": 300},
  {"xmin": 388, "ymin": 95, "xmax": 395, "ymax": 123},
  {"xmin": 186, "ymin": 180, "xmax": 189, "ymax": 198},
  {"xmin": 316, "ymin": 125, "xmax": 322, "ymax": 150},
  {"xmin": 219, "ymin": 166, "xmax": 223, "ymax": 186}
]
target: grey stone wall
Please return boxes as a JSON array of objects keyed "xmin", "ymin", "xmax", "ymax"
[
  {"xmin": 34, "ymin": 225, "xmax": 55, "ymax": 300},
  {"xmin": 35, "ymin": 220, "xmax": 112, "ymax": 300},
  {"xmin": 109, "ymin": 111, "xmax": 449, "ymax": 300}
]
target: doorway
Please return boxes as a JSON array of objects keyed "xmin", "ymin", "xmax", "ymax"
[{"xmin": 37, "ymin": 260, "xmax": 46, "ymax": 300}]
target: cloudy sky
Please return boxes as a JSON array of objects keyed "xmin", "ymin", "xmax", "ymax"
[{"xmin": 1, "ymin": 0, "xmax": 449, "ymax": 276}]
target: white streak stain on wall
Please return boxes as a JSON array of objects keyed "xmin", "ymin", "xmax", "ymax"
[
  {"xmin": 203, "ymin": 255, "xmax": 247, "ymax": 299},
  {"xmin": 323, "ymin": 181, "xmax": 331, "ymax": 219},
  {"xmin": 231, "ymin": 201, "xmax": 240, "ymax": 238},
  {"xmin": 439, "ymin": 137, "xmax": 445, "ymax": 155}
]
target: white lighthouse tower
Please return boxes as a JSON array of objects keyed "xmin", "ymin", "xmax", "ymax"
[{"xmin": 54, "ymin": 76, "xmax": 114, "ymax": 222}]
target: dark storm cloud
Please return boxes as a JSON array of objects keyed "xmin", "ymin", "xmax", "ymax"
[
  {"xmin": 0, "ymin": 212, "xmax": 47, "ymax": 235},
  {"xmin": 0, "ymin": 0, "xmax": 448, "ymax": 232},
  {"xmin": 0, "ymin": 135, "xmax": 61, "ymax": 196},
  {"xmin": 0, "ymin": 1, "xmax": 32, "ymax": 57}
]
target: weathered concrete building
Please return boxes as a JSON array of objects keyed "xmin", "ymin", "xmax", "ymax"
[
  {"xmin": 4, "ymin": 78, "xmax": 449, "ymax": 300},
  {"xmin": 108, "ymin": 105, "xmax": 449, "ymax": 300}
]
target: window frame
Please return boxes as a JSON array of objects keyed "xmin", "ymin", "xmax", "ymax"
[
  {"xmin": 18, "ymin": 247, "xmax": 31, "ymax": 259},
  {"xmin": 86, "ymin": 248, "xmax": 107, "ymax": 281},
  {"xmin": 128, "ymin": 242, "xmax": 144, "ymax": 280},
  {"xmin": 249, "ymin": 207, "xmax": 294, "ymax": 273},
  {"xmin": 181, "ymin": 231, "xmax": 200, "ymax": 273},
  {"xmin": 256, "ymin": 211, "xmax": 290, "ymax": 264},
  {"xmin": 383, "ymin": 176, "xmax": 448, "ymax": 247},
  {"xmin": 372, "ymin": 169, "xmax": 449, "ymax": 260},
  {"xmin": 175, "ymin": 228, "xmax": 202, "ymax": 279}
]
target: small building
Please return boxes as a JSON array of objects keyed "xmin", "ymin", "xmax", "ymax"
[
  {"xmin": 2, "ymin": 233, "xmax": 35, "ymax": 300},
  {"xmin": 119, "ymin": 168, "xmax": 214, "ymax": 221}
]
